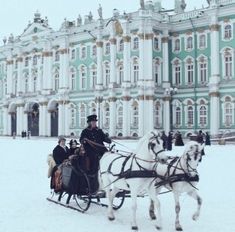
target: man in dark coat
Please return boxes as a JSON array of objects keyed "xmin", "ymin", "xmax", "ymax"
[
  {"xmin": 53, "ymin": 136, "xmax": 70, "ymax": 165},
  {"xmin": 79, "ymin": 114, "xmax": 111, "ymax": 174},
  {"xmin": 174, "ymin": 131, "xmax": 184, "ymax": 146},
  {"xmin": 205, "ymin": 132, "xmax": 211, "ymax": 146},
  {"xmin": 167, "ymin": 132, "xmax": 173, "ymax": 151},
  {"xmin": 160, "ymin": 131, "xmax": 168, "ymax": 150},
  {"xmin": 196, "ymin": 130, "xmax": 205, "ymax": 156}
]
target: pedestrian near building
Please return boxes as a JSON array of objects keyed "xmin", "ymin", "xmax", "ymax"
[
  {"xmin": 174, "ymin": 131, "xmax": 184, "ymax": 146},
  {"xmin": 205, "ymin": 132, "xmax": 211, "ymax": 146},
  {"xmin": 160, "ymin": 131, "xmax": 168, "ymax": 150}
]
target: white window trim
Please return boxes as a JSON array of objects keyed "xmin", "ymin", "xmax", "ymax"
[
  {"xmin": 222, "ymin": 23, "xmax": 233, "ymax": 41},
  {"xmin": 153, "ymin": 58, "xmax": 162, "ymax": 86},
  {"xmin": 185, "ymin": 35, "xmax": 194, "ymax": 51},
  {"xmin": 79, "ymin": 65, "xmax": 87, "ymax": 90},
  {"xmin": 153, "ymin": 36, "xmax": 161, "ymax": 52},
  {"xmin": 197, "ymin": 55, "xmax": 208, "ymax": 85},
  {"xmin": 154, "ymin": 101, "xmax": 162, "ymax": 128},
  {"xmin": 221, "ymin": 47, "xmax": 234, "ymax": 80},
  {"xmin": 184, "ymin": 57, "xmax": 195, "ymax": 86},
  {"xmin": 197, "ymin": 104, "xmax": 208, "ymax": 128},
  {"xmin": 132, "ymin": 36, "xmax": 139, "ymax": 51},
  {"xmin": 197, "ymin": 33, "xmax": 207, "ymax": 50},
  {"xmin": 221, "ymin": 99, "xmax": 235, "ymax": 126},
  {"xmin": 172, "ymin": 37, "xmax": 181, "ymax": 53},
  {"xmin": 171, "ymin": 58, "xmax": 182, "ymax": 86},
  {"xmin": 80, "ymin": 46, "xmax": 87, "ymax": 60},
  {"xmin": 172, "ymin": 101, "xmax": 182, "ymax": 127}
]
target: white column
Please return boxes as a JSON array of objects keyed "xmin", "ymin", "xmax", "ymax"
[
  {"xmin": 28, "ymin": 57, "xmax": 33, "ymax": 92},
  {"xmin": 23, "ymin": 111, "xmax": 28, "ymax": 133},
  {"xmin": 46, "ymin": 110, "xmax": 51, "ymax": 136},
  {"xmin": 123, "ymin": 35, "xmax": 131, "ymax": 84},
  {"xmin": 59, "ymin": 47, "xmax": 69, "ymax": 91},
  {"xmin": 163, "ymin": 97, "xmax": 171, "ymax": 134},
  {"xmin": 64, "ymin": 103, "xmax": 70, "ymax": 136},
  {"xmin": 42, "ymin": 42, "xmax": 53, "ymax": 94},
  {"xmin": 6, "ymin": 60, "xmax": 13, "ymax": 96},
  {"xmin": 122, "ymin": 96, "xmax": 131, "ymax": 137},
  {"xmin": 96, "ymin": 30, "xmax": 103, "ymax": 88},
  {"xmin": 17, "ymin": 57, "xmax": 23, "ymax": 95},
  {"xmin": 138, "ymin": 96, "xmax": 144, "ymax": 137},
  {"xmin": 109, "ymin": 37, "xmax": 117, "ymax": 85},
  {"xmin": 109, "ymin": 97, "xmax": 116, "ymax": 137},
  {"xmin": 209, "ymin": 18, "xmax": 220, "ymax": 136},
  {"xmin": 58, "ymin": 102, "xmax": 65, "ymax": 135},
  {"xmin": 16, "ymin": 104, "xmax": 24, "ymax": 136},
  {"xmin": 7, "ymin": 113, "xmax": 11, "ymax": 135},
  {"xmin": 145, "ymin": 96, "xmax": 154, "ymax": 133},
  {"xmin": 162, "ymin": 31, "xmax": 170, "ymax": 84}
]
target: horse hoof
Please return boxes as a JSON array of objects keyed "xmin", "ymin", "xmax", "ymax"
[
  {"xmin": 108, "ymin": 217, "xmax": 115, "ymax": 221},
  {"xmin": 192, "ymin": 214, "xmax": 199, "ymax": 221},
  {"xmin": 176, "ymin": 227, "xmax": 183, "ymax": 231},
  {"xmin": 150, "ymin": 215, "xmax": 156, "ymax": 220},
  {"xmin": 131, "ymin": 226, "xmax": 138, "ymax": 230}
]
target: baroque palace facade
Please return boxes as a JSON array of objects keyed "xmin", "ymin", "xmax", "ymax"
[{"xmin": 0, "ymin": 0, "xmax": 235, "ymax": 138}]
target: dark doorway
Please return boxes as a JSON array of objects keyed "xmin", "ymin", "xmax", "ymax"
[
  {"xmin": 51, "ymin": 103, "xmax": 58, "ymax": 137},
  {"xmin": 11, "ymin": 113, "xmax": 17, "ymax": 136},
  {"xmin": 28, "ymin": 103, "xmax": 39, "ymax": 136}
]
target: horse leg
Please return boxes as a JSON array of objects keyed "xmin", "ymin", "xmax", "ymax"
[
  {"xmin": 173, "ymin": 192, "xmax": 183, "ymax": 231},
  {"xmin": 149, "ymin": 199, "xmax": 156, "ymax": 220},
  {"xmin": 130, "ymin": 191, "xmax": 138, "ymax": 230},
  {"xmin": 148, "ymin": 189, "xmax": 162, "ymax": 230},
  {"xmin": 187, "ymin": 190, "xmax": 202, "ymax": 221}
]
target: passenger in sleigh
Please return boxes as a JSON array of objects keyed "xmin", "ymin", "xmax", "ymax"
[
  {"xmin": 80, "ymin": 114, "xmax": 112, "ymax": 192},
  {"xmin": 53, "ymin": 136, "xmax": 70, "ymax": 165}
]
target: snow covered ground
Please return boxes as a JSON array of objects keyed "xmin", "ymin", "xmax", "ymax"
[{"xmin": 0, "ymin": 136, "xmax": 234, "ymax": 232}]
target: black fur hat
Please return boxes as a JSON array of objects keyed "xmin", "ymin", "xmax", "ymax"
[
  {"xmin": 87, "ymin": 114, "xmax": 98, "ymax": 123},
  {"xmin": 69, "ymin": 139, "xmax": 78, "ymax": 146}
]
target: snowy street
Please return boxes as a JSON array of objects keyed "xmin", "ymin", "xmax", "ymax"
[{"xmin": 0, "ymin": 137, "xmax": 235, "ymax": 232}]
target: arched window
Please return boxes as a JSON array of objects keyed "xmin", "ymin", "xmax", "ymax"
[
  {"xmin": 81, "ymin": 47, "xmax": 86, "ymax": 59},
  {"xmin": 224, "ymin": 51, "xmax": 232, "ymax": 78},
  {"xmin": 117, "ymin": 106, "xmax": 123, "ymax": 128},
  {"xmin": 224, "ymin": 24, "xmax": 232, "ymax": 39},
  {"xmin": 91, "ymin": 64, "xmax": 97, "ymax": 89},
  {"xmin": 186, "ymin": 37, "xmax": 193, "ymax": 50},
  {"xmin": 175, "ymin": 106, "xmax": 181, "ymax": 126},
  {"xmin": 119, "ymin": 39, "xmax": 124, "ymax": 52},
  {"xmin": 4, "ymin": 79, "xmax": 7, "ymax": 95},
  {"xmin": 80, "ymin": 66, "xmax": 86, "ymax": 89},
  {"xmin": 186, "ymin": 58, "xmax": 194, "ymax": 84},
  {"xmin": 15, "ymin": 60, "xmax": 18, "ymax": 69},
  {"xmin": 174, "ymin": 38, "xmax": 180, "ymax": 52},
  {"xmin": 187, "ymin": 105, "xmax": 194, "ymax": 125},
  {"xmin": 33, "ymin": 76, "xmax": 37, "ymax": 92},
  {"xmin": 225, "ymin": 102, "xmax": 233, "ymax": 126},
  {"xmin": 70, "ymin": 68, "xmax": 76, "ymax": 90},
  {"xmin": 199, "ymin": 105, "xmax": 207, "ymax": 127},
  {"xmin": 133, "ymin": 58, "xmax": 139, "ymax": 83},
  {"xmin": 80, "ymin": 104, "xmax": 86, "ymax": 128},
  {"xmin": 70, "ymin": 106, "xmax": 76, "ymax": 128},
  {"xmin": 198, "ymin": 57, "xmax": 208, "ymax": 83},
  {"xmin": 25, "ymin": 57, "xmax": 29, "ymax": 67},
  {"xmin": 117, "ymin": 63, "xmax": 123, "ymax": 85},
  {"xmin": 199, "ymin": 34, "xmax": 206, "ymax": 49},
  {"xmin": 173, "ymin": 59, "xmax": 181, "ymax": 86},
  {"xmin": 33, "ymin": 55, "xmax": 37, "ymax": 65},
  {"xmin": 132, "ymin": 101, "xmax": 139, "ymax": 127},
  {"xmin": 90, "ymin": 103, "xmax": 96, "ymax": 115},
  {"xmin": 71, "ymin": 49, "xmax": 76, "ymax": 60},
  {"xmin": 55, "ymin": 51, "xmax": 60, "ymax": 62},
  {"xmin": 105, "ymin": 43, "xmax": 110, "ymax": 55},
  {"xmin": 24, "ymin": 74, "xmax": 29, "ymax": 93},
  {"xmin": 133, "ymin": 37, "xmax": 139, "ymax": 50},
  {"xmin": 54, "ymin": 72, "xmax": 59, "ymax": 91},
  {"xmin": 92, "ymin": 45, "xmax": 97, "ymax": 57},
  {"xmin": 104, "ymin": 62, "xmax": 110, "ymax": 86},
  {"xmin": 154, "ymin": 59, "xmax": 161, "ymax": 85},
  {"xmin": 13, "ymin": 74, "xmax": 17, "ymax": 95},
  {"xmin": 153, "ymin": 37, "xmax": 159, "ymax": 50},
  {"xmin": 154, "ymin": 102, "xmax": 161, "ymax": 128}
]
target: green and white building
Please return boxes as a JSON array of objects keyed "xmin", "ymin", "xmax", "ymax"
[{"xmin": 0, "ymin": 0, "xmax": 235, "ymax": 138}]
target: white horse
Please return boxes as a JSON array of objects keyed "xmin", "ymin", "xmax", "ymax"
[
  {"xmin": 149, "ymin": 141, "xmax": 204, "ymax": 231},
  {"xmin": 99, "ymin": 131, "xmax": 167, "ymax": 230}
]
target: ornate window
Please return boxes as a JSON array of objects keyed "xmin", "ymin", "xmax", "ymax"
[
  {"xmin": 117, "ymin": 106, "xmax": 123, "ymax": 128},
  {"xmin": 92, "ymin": 45, "xmax": 97, "ymax": 57},
  {"xmin": 15, "ymin": 60, "xmax": 18, "ymax": 69},
  {"xmin": 186, "ymin": 58, "xmax": 194, "ymax": 84},
  {"xmin": 55, "ymin": 51, "xmax": 60, "ymax": 62},
  {"xmin": 70, "ymin": 105, "xmax": 76, "ymax": 128},
  {"xmin": 80, "ymin": 104, "xmax": 86, "ymax": 128},
  {"xmin": 225, "ymin": 51, "xmax": 232, "ymax": 78},
  {"xmin": 199, "ymin": 34, "xmax": 206, "ymax": 49},
  {"xmin": 198, "ymin": 56, "xmax": 208, "ymax": 83},
  {"xmin": 105, "ymin": 42, "xmax": 110, "ymax": 55},
  {"xmin": 90, "ymin": 103, "xmax": 96, "ymax": 115},
  {"xmin": 71, "ymin": 49, "xmax": 76, "ymax": 60},
  {"xmin": 91, "ymin": 64, "xmax": 97, "ymax": 89},
  {"xmin": 24, "ymin": 73, "xmax": 29, "ymax": 93},
  {"xmin": 176, "ymin": 106, "xmax": 181, "ymax": 126},
  {"xmin": 33, "ymin": 76, "xmax": 37, "ymax": 92},
  {"xmin": 153, "ymin": 58, "xmax": 161, "ymax": 85},
  {"xmin": 153, "ymin": 37, "xmax": 159, "ymax": 50},
  {"xmin": 81, "ymin": 47, "xmax": 86, "ymax": 59},
  {"xmin": 154, "ymin": 102, "xmax": 161, "ymax": 128},
  {"xmin": 224, "ymin": 24, "xmax": 232, "ymax": 39},
  {"xmin": 225, "ymin": 102, "xmax": 233, "ymax": 126},
  {"xmin": 117, "ymin": 62, "xmax": 124, "ymax": 85},
  {"xmin": 174, "ymin": 38, "xmax": 180, "ymax": 52},
  {"xmin": 70, "ymin": 68, "xmax": 76, "ymax": 90},
  {"xmin": 13, "ymin": 74, "xmax": 17, "ymax": 95},
  {"xmin": 172, "ymin": 59, "xmax": 181, "ymax": 86},
  {"xmin": 33, "ymin": 55, "xmax": 37, "ymax": 65},
  {"xmin": 132, "ymin": 101, "xmax": 139, "ymax": 128},
  {"xmin": 187, "ymin": 105, "xmax": 194, "ymax": 126},
  {"xmin": 133, "ymin": 37, "xmax": 139, "ymax": 50},
  {"xmin": 104, "ymin": 62, "xmax": 110, "ymax": 86},
  {"xmin": 199, "ymin": 104, "xmax": 207, "ymax": 127},
  {"xmin": 54, "ymin": 72, "xmax": 59, "ymax": 91},
  {"xmin": 80, "ymin": 66, "xmax": 86, "ymax": 89},
  {"xmin": 119, "ymin": 39, "xmax": 124, "ymax": 52},
  {"xmin": 133, "ymin": 58, "xmax": 139, "ymax": 83},
  {"xmin": 25, "ymin": 57, "xmax": 29, "ymax": 67},
  {"xmin": 186, "ymin": 36, "xmax": 193, "ymax": 50}
]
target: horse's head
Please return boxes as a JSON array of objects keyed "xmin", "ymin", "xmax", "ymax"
[
  {"xmin": 182, "ymin": 141, "xmax": 204, "ymax": 177},
  {"xmin": 146, "ymin": 130, "xmax": 168, "ymax": 163}
]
